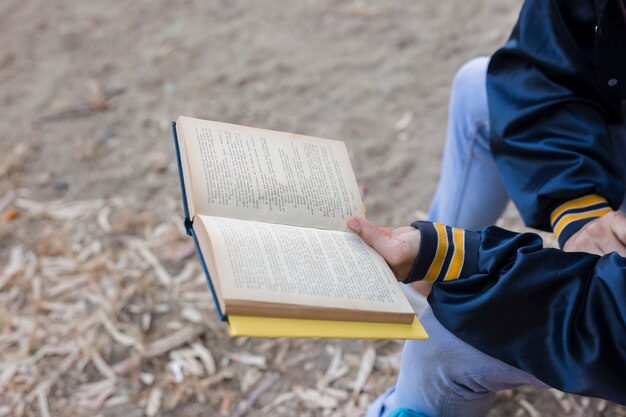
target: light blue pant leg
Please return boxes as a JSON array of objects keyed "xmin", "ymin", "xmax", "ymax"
[
  {"xmin": 366, "ymin": 58, "xmax": 545, "ymax": 417},
  {"xmin": 428, "ymin": 57, "xmax": 509, "ymax": 230},
  {"xmin": 366, "ymin": 309, "xmax": 548, "ymax": 417}
]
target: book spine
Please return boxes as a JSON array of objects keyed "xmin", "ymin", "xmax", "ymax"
[
  {"xmin": 171, "ymin": 122, "xmax": 193, "ymax": 236},
  {"xmin": 190, "ymin": 227, "xmax": 226, "ymax": 322}
]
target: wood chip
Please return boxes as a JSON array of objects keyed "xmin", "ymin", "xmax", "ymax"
[
  {"xmin": 294, "ymin": 386, "xmax": 338, "ymax": 409},
  {"xmin": 2, "ymin": 207, "xmax": 19, "ymax": 220},
  {"xmin": 85, "ymin": 79, "xmax": 108, "ymax": 110},
  {"xmin": 273, "ymin": 341, "xmax": 290, "ymax": 366},
  {"xmin": 220, "ymin": 394, "xmax": 233, "ymax": 416},
  {"xmin": 27, "ymin": 349, "xmax": 79, "ymax": 401},
  {"xmin": 97, "ymin": 206, "xmax": 113, "ymax": 232},
  {"xmin": 200, "ymin": 367, "xmax": 236, "ymax": 389},
  {"xmin": 92, "ymin": 382, "xmax": 116, "ymax": 409},
  {"xmin": 192, "ymin": 342, "xmax": 216, "ymax": 375},
  {"xmin": 103, "ymin": 395, "xmax": 130, "ymax": 408},
  {"xmin": 170, "ymin": 349, "xmax": 204, "ymax": 376},
  {"xmin": 167, "ymin": 360, "xmax": 184, "ymax": 383},
  {"xmin": 548, "ymin": 388, "xmax": 572, "ymax": 413},
  {"xmin": 322, "ymin": 387, "xmax": 349, "ymax": 401},
  {"xmin": 144, "ymin": 326, "xmax": 204, "ymax": 357},
  {"xmin": 232, "ymin": 373, "xmax": 279, "ymax": 417},
  {"xmin": 91, "ymin": 350, "xmax": 117, "ymax": 380},
  {"xmin": 181, "ymin": 307, "xmax": 203, "ymax": 323},
  {"xmin": 241, "ymin": 368, "xmax": 262, "ymax": 392},
  {"xmin": 0, "ymin": 364, "xmax": 18, "ymax": 389},
  {"xmin": 130, "ymin": 238, "xmax": 172, "ymax": 286},
  {"xmin": 145, "ymin": 388, "xmax": 163, "ymax": 417},
  {"xmin": 0, "ymin": 246, "xmax": 24, "ymax": 290},
  {"xmin": 394, "ymin": 111, "xmax": 414, "ymax": 131},
  {"xmin": 140, "ymin": 373, "xmax": 155, "ymax": 386},
  {"xmin": 352, "ymin": 346, "xmax": 376, "ymax": 397},
  {"xmin": 15, "ymin": 197, "xmax": 105, "ymax": 220},
  {"xmin": 319, "ymin": 346, "xmax": 348, "ymax": 387},
  {"xmin": 36, "ymin": 389, "xmax": 51, "ymax": 417},
  {"xmin": 173, "ymin": 262, "xmax": 196, "ymax": 283},
  {"xmin": 99, "ymin": 311, "xmax": 138, "ymax": 347},
  {"xmin": 518, "ymin": 398, "xmax": 540, "ymax": 417},
  {"xmin": 227, "ymin": 352, "xmax": 267, "ymax": 369}
]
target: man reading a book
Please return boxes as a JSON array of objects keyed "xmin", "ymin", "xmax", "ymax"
[{"xmin": 349, "ymin": 0, "xmax": 626, "ymax": 415}]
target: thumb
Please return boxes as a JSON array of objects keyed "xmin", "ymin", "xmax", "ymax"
[{"xmin": 347, "ymin": 216, "xmax": 389, "ymax": 251}]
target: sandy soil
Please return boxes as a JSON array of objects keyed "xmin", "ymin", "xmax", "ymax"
[{"xmin": 1, "ymin": 0, "xmax": 625, "ymax": 416}]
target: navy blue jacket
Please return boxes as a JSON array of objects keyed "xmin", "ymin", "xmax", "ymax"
[
  {"xmin": 487, "ymin": 0, "xmax": 626, "ymax": 247},
  {"xmin": 402, "ymin": 0, "xmax": 626, "ymax": 403},
  {"xmin": 404, "ymin": 221, "xmax": 626, "ymax": 405}
]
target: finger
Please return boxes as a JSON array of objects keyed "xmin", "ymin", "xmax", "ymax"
[
  {"xmin": 589, "ymin": 216, "xmax": 612, "ymax": 254},
  {"xmin": 346, "ymin": 216, "xmax": 365, "ymax": 238},
  {"xmin": 598, "ymin": 242, "xmax": 626, "ymax": 257},
  {"xmin": 608, "ymin": 212, "xmax": 626, "ymax": 256},
  {"xmin": 611, "ymin": 212, "xmax": 626, "ymax": 245},
  {"xmin": 563, "ymin": 234, "xmax": 604, "ymax": 256},
  {"xmin": 347, "ymin": 216, "xmax": 393, "ymax": 236},
  {"xmin": 348, "ymin": 216, "xmax": 391, "ymax": 252},
  {"xmin": 590, "ymin": 241, "xmax": 607, "ymax": 257},
  {"xmin": 596, "ymin": 236, "xmax": 626, "ymax": 257},
  {"xmin": 346, "ymin": 216, "xmax": 362, "ymax": 233}
]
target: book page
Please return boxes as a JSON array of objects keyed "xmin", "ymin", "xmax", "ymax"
[
  {"xmin": 197, "ymin": 215, "xmax": 414, "ymax": 321},
  {"xmin": 178, "ymin": 116, "xmax": 365, "ymax": 231}
]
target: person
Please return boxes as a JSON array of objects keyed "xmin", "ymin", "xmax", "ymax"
[{"xmin": 352, "ymin": 0, "xmax": 626, "ymax": 415}]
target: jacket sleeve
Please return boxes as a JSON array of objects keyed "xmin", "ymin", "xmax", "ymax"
[
  {"xmin": 404, "ymin": 221, "xmax": 626, "ymax": 405},
  {"xmin": 487, "ymin": 0, "xmax": 624, "ymax": 247}
]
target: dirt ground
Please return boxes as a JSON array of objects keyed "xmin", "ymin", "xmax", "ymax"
[{"xmin": 1, "ymin": 0, "xmax": 625, "ymax": 416}]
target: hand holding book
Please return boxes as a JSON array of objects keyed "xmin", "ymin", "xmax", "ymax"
[{"xmin": 347, "ymin": 216, "xmax": 421, "ymax": 281}]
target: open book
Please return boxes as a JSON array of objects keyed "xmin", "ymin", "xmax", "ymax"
[{"xmin": 172, "ymin": 116, "xmax": 427, "ymax": 339}]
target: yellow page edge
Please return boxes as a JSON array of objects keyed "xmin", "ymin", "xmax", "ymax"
[{"xmin": 227, "ymin": 315, "xmax": 428, "ymax": 340}]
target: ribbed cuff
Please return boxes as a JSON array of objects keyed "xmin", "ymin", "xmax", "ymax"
[
  {"xmin": 550, "ymin": 194, "xmax": 613, "ymax": 248},
  {"xmin": 403, "ymin": 221, "xmax": 480, "ymax": 284}
]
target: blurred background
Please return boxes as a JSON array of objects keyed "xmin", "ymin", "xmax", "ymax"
[{"xmin": 1, "ymin": 0, "xmax": 624, "ymax": 416}]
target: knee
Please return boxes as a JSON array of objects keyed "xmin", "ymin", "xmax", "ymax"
[
  {"xmin": 393, "ymin": 339, "xmax": 463, "ymax": 412},
  {"xmin": 449, "ymin": 57, "xmax": 490, "ymax": 121},
  {"xmin": 398, "ymin": 339, "xmax": 459, "ymax": 389},
  {"xmin": 452, "ymin": 57, "xmax": 489, "ymax": 94},
  {"xmin": 397, "ymin": 312, "xmax": 482, "ymax": 388}
]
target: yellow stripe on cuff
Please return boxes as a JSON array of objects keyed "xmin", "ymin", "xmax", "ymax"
[
  {"xmin": 550, "ymin": 194, "xmax": 608, "ymax": 226},
  {"xmin": 423, "ymin": 223, "xmax": 449, "ymax": 283},
  {"xmin": 553, "ymin": 207, "xmax": 613, "ymax": 237},
  {"xmin": 444, "ymin": 228, "xmax": 465, "ymax": 281}
]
